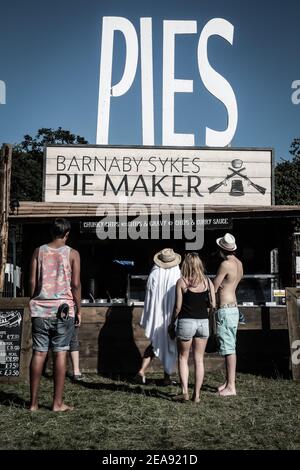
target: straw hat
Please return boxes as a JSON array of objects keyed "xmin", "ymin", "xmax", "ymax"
[
  {"xmin": 216, "ymin": 233, "xmax": 237, "ymax": 252},
  {"xmin": 153, "ymin": 248, "xmax": 181, "ymax": 269}
]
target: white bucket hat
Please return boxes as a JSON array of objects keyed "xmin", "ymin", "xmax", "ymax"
[
  {"xmin": 216, "ymin": 233, "xmax": 237, "ymax": 252},
  {"xmin": 153, "ymin": 248, "xmax": 181, "ymax": 269}
]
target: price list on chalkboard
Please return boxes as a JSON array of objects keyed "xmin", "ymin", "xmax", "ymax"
[{"xmin": 0, "ymin": 309, "xmax": 23, "ymax": 377}]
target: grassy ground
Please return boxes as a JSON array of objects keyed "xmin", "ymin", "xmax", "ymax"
[{"xmin": 0, "ymin": 371, "xmax": 299, "ymax": 450}]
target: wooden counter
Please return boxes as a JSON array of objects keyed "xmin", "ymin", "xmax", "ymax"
[
  {"xmin": 0, "ymin": 299, "xmax": 291, "ymax": 381},
  {"xmin": 78, "ymin": 304, "xmax": 289, "ymax": 378}
]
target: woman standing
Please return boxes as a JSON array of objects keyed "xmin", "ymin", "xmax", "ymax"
[{"xmin": 169, "ymin": 253, "xmax": 216, "ymax": 402}]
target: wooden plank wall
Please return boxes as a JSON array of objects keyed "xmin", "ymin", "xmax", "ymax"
[
  {"xmin": 0, "ymin": 299, "xmax": 290, "ymax": 382},
  {"xmin": 78, "ymin": 305, "xmax": 289, "ymax": 378}
]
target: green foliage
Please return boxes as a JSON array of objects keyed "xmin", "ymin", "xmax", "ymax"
[
  {"xmin": 275, "ymin": 138, "xmax": 300, "ymax": 205},
  {"xmin": 11, "ymin": 127, "xmax": 88, "ymax": 201}
]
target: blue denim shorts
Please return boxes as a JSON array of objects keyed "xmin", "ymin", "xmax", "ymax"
[
  {"xmin": 31, "ymin": 317, "xmax": 75, "ymax": 353},
  {"xmin": 216, "ymin": 307, "xmax": 239, "ymax": 356},
  {"xmin": 69, "ymin": 326, "xmax": 80, "ymax": 352},
  {"xmin": 176, "ymin": 318, "xmax": 209, "ymax": 341}
]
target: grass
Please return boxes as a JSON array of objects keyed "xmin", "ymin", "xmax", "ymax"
[{"xmin": 0, "ymin": 371, "xmax": 300, "ymax": 450}]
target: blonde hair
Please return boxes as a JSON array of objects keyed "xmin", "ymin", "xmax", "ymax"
[{"xmin": 181, "ymin": 253, "xmax": 206, "ymax": 287}]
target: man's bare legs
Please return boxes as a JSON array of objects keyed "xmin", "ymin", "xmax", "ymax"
[
  {"xmin": 219, "ymin": 354, "xmax": 237, "ymax": 396},
  {"xmin": 177, "ymin": 339, "xmax": 192, "ymax": 400},
  {"xmin": 138, "ymin": 357, "xmax": 171, "ymax": 385},
  {"xmin": 138, "ymin": 356, "xmax": 151, "ymax": 379},
  {"xmin": 30, "ymin": 351, "xmax": 48, "ymax": 411},
  {"xmin": 52, "ymin": 351, "xmax": 73, "ymax": 411},
  {"xmin": 192, "ymin": 338, "xmax": 207, "ymax": 402},
  {"xmin": 218, "ymin": 360, "xmax": 228, "ymax": 392},
  {"xmin": 136, "ymin": 344, "xmax": 173, "ymax": 385},
  {"xmin": 136, "ymin": 344, "xmax": 155, "ymax": 382},
  {"xmin": 70, "ymin": 350, "xmax": 81, "ymax": 376}
]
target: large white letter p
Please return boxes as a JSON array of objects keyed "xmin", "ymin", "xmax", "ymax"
[{"xmin": 96, "ymin": 17, "xmax": 138, "ymax": 144}]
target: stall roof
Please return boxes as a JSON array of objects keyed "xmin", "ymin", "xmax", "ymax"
[{"xmin": 8, "ymin": 201, "xmax": 300, "ymax": 222}]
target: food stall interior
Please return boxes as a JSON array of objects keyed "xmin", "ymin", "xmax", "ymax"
[{"xmin": 12, "ymin": 214, "xmax": 294, "ymax": 306}]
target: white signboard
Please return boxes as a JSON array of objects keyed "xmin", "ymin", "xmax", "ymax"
[{"xmin": 44, "ymin": 146, "xmax": 273, "ymax": 206}]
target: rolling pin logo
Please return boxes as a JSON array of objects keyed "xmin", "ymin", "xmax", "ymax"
[
  {"xmin": 0, "ymin": 311, "xmax": 22, "ymax": 328},
  {"xmin": 208, "ymin": 159, "xmax": 267, "ymax": 196}
]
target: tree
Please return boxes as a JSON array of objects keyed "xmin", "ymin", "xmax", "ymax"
[
  {"xmin": 275, "ymin": 138, "xmax": 300, "ymax": 205},
  {"xmin": 11, "ymin": 127, "xmax": 88, "ymax": 201}
]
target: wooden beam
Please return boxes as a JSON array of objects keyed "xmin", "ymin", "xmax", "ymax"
[{"xmin": 0, "ymin": 144, "xmax": 12, "ymax": 295}]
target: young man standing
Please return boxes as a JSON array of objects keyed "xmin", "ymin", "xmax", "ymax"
[
  {"xmin": 29, "ymin": 218, "xmax": 81, "ymax": 411},
  {"xmin": 213, "ymin": 233, "xmax": 243, "ymax": 396}
]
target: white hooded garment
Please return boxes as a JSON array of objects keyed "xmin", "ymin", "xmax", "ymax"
[{"xmin": 140, "ymin": 264, "xmax": 181, "ymax": 374}]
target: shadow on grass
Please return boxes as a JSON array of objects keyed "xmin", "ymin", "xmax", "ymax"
[
  {"xmin": 73, "ymin": 378, "xmax": 177, "ymax": 401},
  {"xmin": 72, "ymin": 375, "xmax": 219, "ymax": 401},
  {"xmin": 201, "ymin": 383, "xmax": 219, "ymax": 392},
  {"xmin": 98, "ymin": 307, "xmax": 143, "ymax": 377},
  {"xmin": 0, "ymin": 391, "xmax": 29, "ymax": 409},
  {"xmin": 0, "ymin": 391, "xmax": 54, "ymax": 411}
]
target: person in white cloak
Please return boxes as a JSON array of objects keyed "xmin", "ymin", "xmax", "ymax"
[{"xmin": 134, "ymin": 248, "xmax": 181, "ymax": 385}]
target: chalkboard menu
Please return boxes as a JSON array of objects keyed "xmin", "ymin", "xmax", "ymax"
[{"xmin": 0, "ymin": 308, "xmax": 23, "ymax": 377}]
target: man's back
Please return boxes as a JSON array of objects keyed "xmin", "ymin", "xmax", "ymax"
[
  {"xmin": 29, "ymin": 244, "xmax": 75, "ymax": 318},
  {"xmin": 214, "ymin": 255, "xmax": 243, "ymax": 305}
]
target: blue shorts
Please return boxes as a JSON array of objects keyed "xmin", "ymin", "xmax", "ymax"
[
  {"xmin": 176, "ymin": 318, "xmax": 209, "ymax": 341},
  {"xmin": 216, "ymin": 307, "xmax": 239, "ymax": 356},
  {"xmin": 31, "ymin": 317, "xmax": 75, "ymax": 353},
  {"xmin": 70, "ymin": 326, "xmax": 80, "ymax": 352}
]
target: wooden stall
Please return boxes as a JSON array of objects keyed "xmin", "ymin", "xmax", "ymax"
[
  {"xmin": 0, "ymin": 298, "xmax": 290, "ymax": 382},
  {"xmin": 286, "ymin": 287, "xmax": 300, "ymax": 380},
  {"xmin": 2, "ymin": 145, "xmax": 299, "ymax": 380},
  {"xmin": 78, "ymin": 304, "xmax": 289, "ymax": 378}
]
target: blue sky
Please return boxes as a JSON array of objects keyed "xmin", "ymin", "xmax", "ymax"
[{"xmin": 0, "ymin": 0, "xmax": 299, "ymax": 161}]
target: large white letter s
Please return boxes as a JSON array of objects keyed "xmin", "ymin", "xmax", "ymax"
[{"xmin": 198, "ymin": 18, "xmax": 238, "ymax": 147}]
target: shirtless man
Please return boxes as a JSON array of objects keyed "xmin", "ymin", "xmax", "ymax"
[{"xmin": 213, "ymin": 233, "xmax": 243, "ymax": 396}]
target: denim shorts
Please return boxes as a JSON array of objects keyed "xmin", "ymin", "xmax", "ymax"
[
  {"xmin": 69, "ymin": 326, "xmax": 80, "ymax": 352},
  {"xmin": 31, "ymin": 317, "xmax": 75, "ymax": 353},
  {"xmin": 176, "ymin": 318, "xmax": 209, "ymax": 341},
  {"xmin": 216, "ymin": 307, "xmax": 239, "ymax": 356}
]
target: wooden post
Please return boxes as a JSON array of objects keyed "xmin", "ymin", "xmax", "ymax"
[
  {"xmin": 286, "ymin": 287, "xmax": 300, "ymax": 380},
  {"xmin": 0, "ymin": 144, "xmax": 12, "ymax": 295}
]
